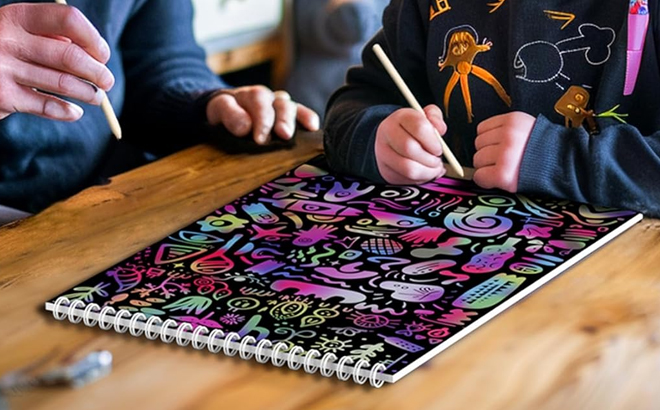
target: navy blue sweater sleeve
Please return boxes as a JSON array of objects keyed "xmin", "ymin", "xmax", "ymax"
[
  {"xmin": 520, "ymin": 116, "xmax": 660, "ymax": 217},
  {"xmin": 324, "ymin": 0, "xmax": 431, "ymax": 182},
  {"xmin": 519, "ymin": 10, "xmax": 660, "ymax": 218},
  {"xmin": 119, "ymin": 0, "xmax": 226, "ymax": 153}
]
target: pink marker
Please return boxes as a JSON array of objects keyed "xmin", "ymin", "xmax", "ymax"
[{"xmin": 624, "ymin": 0, "xmax": 650, "ymax": 96}]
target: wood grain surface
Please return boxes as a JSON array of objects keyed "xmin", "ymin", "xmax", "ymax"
[{"xmin": 1, "ymin": 131, "xmax": 659, "ymax": 410}]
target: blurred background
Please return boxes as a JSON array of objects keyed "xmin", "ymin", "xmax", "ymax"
[{"xmin": 192, "ymin": 0, "xmax": 389, "ymax": 120}]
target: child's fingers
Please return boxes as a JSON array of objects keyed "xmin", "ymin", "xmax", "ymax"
[
  {"xmin": 476, "ymin": 114, "xmax": 505, "ymax": 135},
  {"xmin": 473, "ymin": 144, "xmax": 500, "ymax": 169},
  {"xmin": 474, "ymin": 129, "xmax": 501, "ymax": 150},
  {"xmin": 380, "ymin": 160, "xmax": 444, "ymax": 186},
  {"xmin": 379, "ymin": 161, "xmax": 414, "ymax": 185},
  {"xmin": 399, "ymin": 109, "xmax": 443, "ymax": 157},
  {"xmin": 380, "ymin": 143, "xmax": 444, "ymax": 183},
  {"xmin": 423, "ymin": 104, "xmax": 447, "ymax": 136},
  {"xmin": 387, "ymin": 131, "xmax": 443, "ymax": 169},
  {"xmin": 473, "ymin": 165, "xmax": 499, "ymax": 189}
]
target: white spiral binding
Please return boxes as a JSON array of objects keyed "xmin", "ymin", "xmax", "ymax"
[{"xmin": 50, "ymin": 297, "xmax": 387, "ymax": 387}]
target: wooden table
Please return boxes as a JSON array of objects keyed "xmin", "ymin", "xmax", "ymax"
[{"xmin": 1, "ymin": 132, "xmax": 659, "ymax": 410}]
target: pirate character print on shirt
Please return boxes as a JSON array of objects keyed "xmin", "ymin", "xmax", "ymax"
[{"xmin": 438, "ymin": 25, "xmax": 512, "ymax": 123}]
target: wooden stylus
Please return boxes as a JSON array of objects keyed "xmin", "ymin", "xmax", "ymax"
[
  {"xmin": 55, "ymin": 0, "xmax": 122, "ymax": 140},
  {"xmin": 372, "ymin": 44, "xmax": 463, "ymax": 178}
]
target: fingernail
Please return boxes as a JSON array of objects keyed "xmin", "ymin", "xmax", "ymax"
[
  {"xmin": 101, "ymin": 69, "xmax": 115, "ymax": 91},
  {"xmin": 311, "ymin": 116, "xmax": 320, "ymax": 130},
  {"xmin": 99, "ymin": 39, "xmax": 111, "ymax": 61},
  {"xmin": 281, "ymin": 124, "xmax": 292, "ymax": 138},
  {"xmin": 86, "ymin": 82, "xmax": 103, "ymax": 105},
  {"xmin": 44, "ymin": 100, "xmax": 82, "ymax": 119},
  {"xmin": 70, "ymin": 104, "xmax": 84, "ymax": 118}
]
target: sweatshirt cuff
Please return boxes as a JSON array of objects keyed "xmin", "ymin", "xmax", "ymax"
[
  {"xmin": 518, "ymin": 114, "xmax": 590, "ymax": 202},
  {"xmin": 348, "ymin": 104, "xmax": 400, "ymax": 183}
]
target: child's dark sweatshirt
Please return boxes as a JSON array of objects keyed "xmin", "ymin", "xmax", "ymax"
[{"xmin": 324, "ymin": 0, "xmax": 660, "ymax": 216}]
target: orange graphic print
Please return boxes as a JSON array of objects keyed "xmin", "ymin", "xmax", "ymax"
[
  {"xmin": 544, "ymin": 10, "xmax": 576, "ymax": 30},
  {"xmin": 430, "ymin": 0, "xmax": 451, "ymax": 21},
  {"xmin": 439, "ymin": 30, "xmax": 512, "ymax": 123},
  {"xmin": 487, "ymin": 0, "xmax": 506, "ymax": 13}
]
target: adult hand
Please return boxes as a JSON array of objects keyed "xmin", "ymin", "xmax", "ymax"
[
  {"xmin": 473, "ymin": 112, "xmax": 536, "ymax": 192},
  {"xmin": 206, "ymin": 86, "xmax": 320, "ymax": 145},
  {"xmin": 0, "ymin": 3, "xmax": 114, "ymax": 121},
  {"xmin": 375, "ymin": 105, "xmax": 447, "ymax": 184}
]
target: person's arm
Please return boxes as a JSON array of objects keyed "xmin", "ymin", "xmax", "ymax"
[
  {"xmin": 519, "ymin": 4, "xmax": 660, "ymax": 217},
  {"xmin": 324, "ymin": 0, "xmax": 439, "ymax": 182},
  {"xmin": 519, "ymin": 117, "xmax": 660, "ymax": 216},
  {"xmin": 119, "ymin": 1, "xmax": 319, "ymax": 152},
  {"xmin": 118, "ymin": 0, "xmax": 225, "ymax": 153},
  {"xmin": 472, "ymin": 112, "xmax": 660, "ymax": 217},
  {"xmin": 0, "ymin": 3, "xmax": 113, "ymax": 122},
  {"xmin": 473, "ymin": 6, "xmax": 660, "ymax": 218}
]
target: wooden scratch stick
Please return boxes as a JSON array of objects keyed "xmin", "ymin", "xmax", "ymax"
[
  {"xmin": 372, "ymin": 44, "xmax": 464, "ymax": 178},
  {"xmin": 55, "ymin": 0, "xmax": 122, "ymax": 140}
]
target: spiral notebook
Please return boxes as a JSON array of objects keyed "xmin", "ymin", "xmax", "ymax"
[{"xmin": 45, "ymin": 157, "xmax": 642, "ymax": 387}]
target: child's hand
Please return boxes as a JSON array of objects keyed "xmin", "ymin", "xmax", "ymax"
[
  {"xmin": 473, "ymin": 112, "xmax": 536, "ymax": 192},
  {"xmin": 375, "ymin": 105, "xmax": 447, "ymax": 184}
]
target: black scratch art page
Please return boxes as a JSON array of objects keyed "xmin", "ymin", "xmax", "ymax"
[{"xmin": 46, "ymin": 157, "xmax": 642, "ymax": 385}]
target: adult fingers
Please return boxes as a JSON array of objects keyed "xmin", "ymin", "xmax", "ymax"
[
  {"xmin": 18, "ymin": 34, "xmax": 114, "ymax": 90},
  {"xmin": 234, "ymin": 86, "xmax": 275, "ymax": 145},
  {"xmin": 295, "ymin": 103, "xmax": 320, "ymax": 131},
  {"xmin": 18, "ymin": 4, "xmax": 110, "ymax": 63},
  {"xmin": 13, "ymin": 59, "xmax": 103, "ymax": 105},
  {"xmin": 210, "ymin": 93, "xmax": 253, "ymax": 137},
  {"xmin": 272, "ymin": 96, "xmax": 296, "ymax": 140},
  {"xmin": 8, "ymin": 84, "xmax": 83, "ymax": 121}
]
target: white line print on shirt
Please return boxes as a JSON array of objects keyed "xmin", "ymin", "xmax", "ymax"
[{"xmin": 513, "ymin": 23, "xmax": 616, "ymax": 87}]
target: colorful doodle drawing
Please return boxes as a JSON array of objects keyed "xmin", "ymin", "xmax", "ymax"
[
  {"xmin": 445, "ymin": 206, "xmax": 514, "ymax": 238},
  {"xmin": 462, "ymin": 238, "xmax": 521, "ymax": 273},
  {"xmin": 379, "ymin": 281, "xmax": 445, "ymax": 303},
  {"xmin": 242, "ymin": 203, "xmax": 280, "ymax": 224},
  {"xmin": 48, "ymin": 156, "xmax": 640, "ymax": 381}
]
